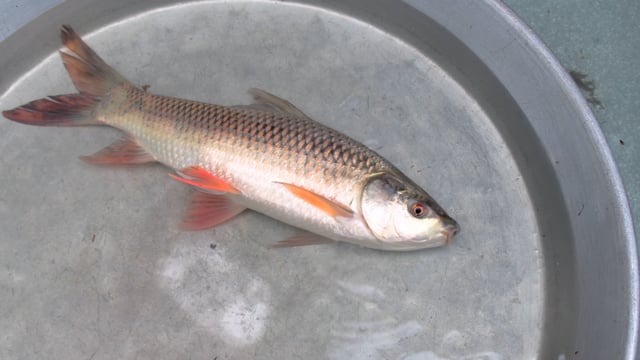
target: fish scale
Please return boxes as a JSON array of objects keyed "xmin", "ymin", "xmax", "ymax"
[{"xmin": 106, "ymin": 84, "xmax": 389, "ymax": 189}]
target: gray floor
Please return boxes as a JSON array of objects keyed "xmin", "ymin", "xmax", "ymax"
[{"xmin": 503, "ymin": 0, "xmax": 639, "ymax": 237}]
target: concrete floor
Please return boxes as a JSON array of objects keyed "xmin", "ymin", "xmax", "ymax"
[{"xmin": 503, "ymin": 0, "xmax": 639, "ymax": 237}]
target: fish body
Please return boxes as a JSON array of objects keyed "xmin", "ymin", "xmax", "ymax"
[{"xmin": 3, "ymin": 26, "xmax": 459, "ymax": 251}]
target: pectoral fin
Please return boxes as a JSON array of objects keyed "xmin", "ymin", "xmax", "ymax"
[
  {"xmin": 272, "ymin": 232, "xmax": 335, "ymax": 248},
  {"xmin": 181, "ymin": 191, "xmax": 246, "ymax": 230},
  {"xmin": 170, "ymin": 166, "xmax": 240, "ymax": 194},
  {"xmin": 80, "ymin": 136, "xmax": 156, "ymax": 165},
  {"xmin": 276, "ymin": 182, "xmax": 353, "ymax": 218}
]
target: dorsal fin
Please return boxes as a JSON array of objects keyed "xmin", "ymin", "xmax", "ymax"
[{"xmin": 245, "ymin": 88, "xmax": 314, "ymax": 120}]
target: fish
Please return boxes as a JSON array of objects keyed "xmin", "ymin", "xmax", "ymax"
[{"xmin": 2, "ymin": 25, "xmax": 459, "ymax": 251}]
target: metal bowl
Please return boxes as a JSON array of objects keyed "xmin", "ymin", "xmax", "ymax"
[{"xmin": 0, "ymin": 0, "xmax": 637, "ymax": 358}]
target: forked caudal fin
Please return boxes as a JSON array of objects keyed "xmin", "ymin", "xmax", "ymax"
[
  {"xmin": 2, "ymin": 25, "xmax": 130, "ymax": 126},
  {"xmin": 2, "ymin": 94, "xmax": 100, "ymax": 126},
  {"xmin": 58, "ymin": 25, "xmax": 128, "ymax": 96}
]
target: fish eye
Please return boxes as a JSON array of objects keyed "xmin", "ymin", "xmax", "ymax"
[{"xmin": 410, "ymin": 202, "xmax": 428, "ymax": 218}]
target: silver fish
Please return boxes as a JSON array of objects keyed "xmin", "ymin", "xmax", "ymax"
[{"xmin": 3, "ymin": 25, "xmax": 459, "ymax": 251}]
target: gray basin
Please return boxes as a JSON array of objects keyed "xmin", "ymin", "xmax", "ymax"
[{"xmin": 0, "ymin": 0, "xmax": 637, "ymax": 359}]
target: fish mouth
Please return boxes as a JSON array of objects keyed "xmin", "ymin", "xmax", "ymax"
[{"xmin": 441, "ymin": 217, "xmax": 460, "ymax": 245}]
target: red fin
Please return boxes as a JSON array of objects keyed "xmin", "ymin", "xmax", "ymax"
[
  {"xmin": 277, "ymin": 182, "xmax": 353, "ymax": 218},
  {"xmin": 181, "ymin": 192, "xmax": 246, "ymax": 230},
  {"xmin": 3, "ymin": 25, "xmax": 130, "ymax": 127},
  {"xmin": 2, "ymin": 94, "xmax": 100, "ymax": 126},
  {"xmin": 80, "ymin": 136, "xmax": 156, "ymax": 165},
  {"xmin": 169, "ymin": 166, "xmax": 241, "ymax": 194},
  {"xmin": 272, "ymin": 233, "xmax": 335, "ymax": 248},
  {"xmin": 59, "ymin": 25, "xmax": 128, "ymax": 96}
]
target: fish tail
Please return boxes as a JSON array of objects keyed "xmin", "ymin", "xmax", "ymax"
[
  {"xmin": 59, "ymin": 24, "xmax": 130, "ymax": 96},
  {"xmin": 3, "ymin": 25, "xmax": 130, "ymax": 126},
  {"xmin": 2, "ymin": 94, "xmax": 100, "ymax": 126}
]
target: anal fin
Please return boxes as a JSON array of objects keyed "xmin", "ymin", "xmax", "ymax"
[
  {"xmin": 181, "ymin": 191, "xmax": 246, "ymax": 230},
  {"xmin": 80, "ymin": 136, "xmax": 156, "ymax": 165}
]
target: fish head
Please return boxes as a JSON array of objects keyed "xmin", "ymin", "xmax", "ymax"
[{"xmin": 359, "ymin": 173, "xmax": 459, "ymax": 250}]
